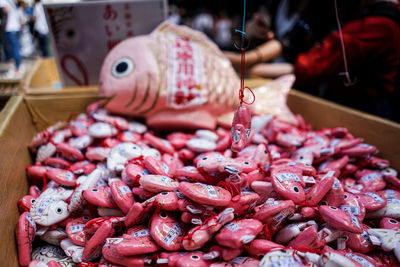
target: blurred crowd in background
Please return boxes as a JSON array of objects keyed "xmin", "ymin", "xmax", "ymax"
[
  {"xmin": 169, "ymin": 0, "xmax": 400, "ymax": 122},
  {"xmin": 0, "ymin": 0, "xmax": 49, "ymax": 79}
]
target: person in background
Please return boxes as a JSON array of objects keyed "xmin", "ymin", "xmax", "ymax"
[
  {"xmin": 0, "ymin": 0, "xmax": 24, "ymax": 77},
  {"xmin": 247, "ymin": 0, "xmax": 400, "ymax": 122},
  {"xmin": 214, "ymin": 11, "xmax": 232, "ymax": 50},
  {"xmin": 0, "ymin": 5, "xmax": 12, "ymax": 63},
  {"xmin": 33, "ymin": 0, "xmax": 48, "ymax": 57},
  {"xmin": 192, "ymin": 7, "xmax": 214, "ymax": 38}
]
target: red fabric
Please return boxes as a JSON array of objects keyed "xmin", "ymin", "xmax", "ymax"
[{"xmin": 294, "ymin": 13, "xmax": 400, "ymax": 97}]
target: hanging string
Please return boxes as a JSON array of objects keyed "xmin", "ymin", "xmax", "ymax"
[
  {"xmin": 234, "ymin": 0, "xmax": 256, "ymax": 106},
  {"xmin": 334, "ymin": 0, "xmax": 356, "ymax": 86}
]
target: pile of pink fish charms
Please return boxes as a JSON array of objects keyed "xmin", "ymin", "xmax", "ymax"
[{"xmin": 18, "ymin": 102, "xmax": 400, "ymax": 267}]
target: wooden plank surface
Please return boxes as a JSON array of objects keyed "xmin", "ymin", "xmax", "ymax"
[{"xmin": 0, "ymin": 96, "xmax": 34, "ymax": 267}]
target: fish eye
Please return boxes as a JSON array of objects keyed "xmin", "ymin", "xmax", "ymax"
[
  {"xmin": 112, "ymin": 57, "xmax": 134, "ymax": 78},
  {"xmin": 56, "ymin": 208, "xmax": 63, "ymax": 214},
  {"xmin": 299, "ymin": 156, "xmax": 304, "ymax": 159},
  {"xmin": 344, "ymin": 194, "xmax": 348, "ymax": 199},
  {"xmin": 330, "ymin": 206, "xmax": 338, "ymax": 210},
  {"xmin": 190, "ymin": 255, "xmax": 200, "ymax": 260},
  {"xmin": 264, "ymin": 150, "xmax": 268, "ymax": 154},
  {"xmin": 293, "ymin": 186, "xmax": 299, "ymax": 193},
  {"xmin": 159, "ymin": 212, "xmax": 168, "ymax": 219},
  {"xmin": 202, "ymin": 157, "xmax": 207, "ymax": 160},
  {"xmin": 31, "ymin": 199, "xmax": 36, "ymax": 204},
  {"xmin": 161, "ymin": 192, "xmax": 169, "ymax": 195},
  {"xmin": 389, "ymin": 219, "xmax": 398, "ymax": 224},
  {"xmin": 356, "ymin": 195, "xmax": 360, "ymax": 199},
  {"xmin": 92, "ymin": 188, "xmax": 98, "ymax": 192},
  {"xmin": 244, "ymin": 161, "xmax": 250, "ymax": 165},
  {"xmin": 342, "ymin": 235, "xmax": 348, "ymax": 241}
]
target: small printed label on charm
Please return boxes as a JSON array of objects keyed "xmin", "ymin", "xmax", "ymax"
[
  {"xmin": 303, "ymin": 176, "xmax": 315, "ymax": 184},
  {"xmin": 275, "ymin": 172, "xmax": 301, "ymax": 183},
  {"xmin": 245, "ymin": 129, "xmax": 251, "ymax": 141},
  {"xmin": 361, "ymin": 231, "xmax": 371, "ymax": 242},
  {"xmin": 273, "ymin": 210, "xmax": 289, "ymax": 226},
  {"xmin": 340, "ymin": 205, "xmax": 361, "ymax": 216},
  {"xmin": 162, "ymin": 163, "xmax": 170, "ymax": 174},
  {"xmin": 105, "ymin": 238, "xmax": 123, "ymax": 246},
  {"xmin": 65, "ymin": 171, "xmax": 74, "ymax": 181},
  {"xmin": 365, "ymin": 192, "xmax": 384, "ymax": 203},
  {"xmin": 37, "ymin": 197, "xmax": 56, "ymax": 216},
  {"xmin": 184, "ymin": 166, "xmax": 196, "ymax": 171},
  {"xmin": 350, "ymin": 215, "xmax": 361, "ymax": 228},
  {"xmin": 387, "ymin": 198, "xmax": 400, "ymax": 204},
  {"xmin": 119, "ymin": 186, "xmax": 132, "ymax": 195},
  {"xmin": 345, "ymin": 253, "xmax": 374, "ymax": 267},
  {"xmin": 270, "ymin": 257, "xmax": 303, "ymax": 267},
  {"xmin": 215, "ymin": 154, "xmax": 225, "ymax": 162},
  {"xmin": 386, "ymin": 190, "xmax": 396, "ymax": 199},
  {"xmin": 231, "ymin": 257, "xmax": 248, "ymax": 264},
  {"xmin": 160, "ymin": 176, "xmax": 171, "ymax": 184},
  {"xmin": 162, "ymin": 223, "xmax": 181, "ymax": 246},
  {"xmin": 26, "ymin": 213, "xmax": 37, "ymax": 232},
  {"xmin": 224, "ymin": 222, "xmax": 240, "ymax": 232},
  {"xmin": 70, "ymin": 224, "xmax": 85, "ymax": 234},
  {"xmin": 234, "ymin": 130, "xmax": 240, "ymax": 143},
  {"xmin": 266, "ymin": 198, "xmax": 279, "ymax": 207},
  {"xmin": 332, "ymin": 179, "xmax": 340, "ymax": 189},
  {"xmin": 361, "ymin": 173, "xmax": 381, "ymax": 182},
  {"xmin": 132, "ymin": 229, "xmax": 150, "ymax": 238},
  {"xmin": 196, "ymin": 183, "xmax": 218, "ymax": 198}
]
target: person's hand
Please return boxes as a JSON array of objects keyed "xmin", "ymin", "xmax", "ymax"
[{"xmin": 245, "ymin": 13, "xmax": 274, "ymax": 41}]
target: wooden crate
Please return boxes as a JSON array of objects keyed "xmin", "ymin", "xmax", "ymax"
[
  {"xmin": 0, "ymin": 86, "xmax": 399, "ymax": 266},
  {"xmin": 21, "ymin": 58, "xmax": 98, "ymax": 96}
]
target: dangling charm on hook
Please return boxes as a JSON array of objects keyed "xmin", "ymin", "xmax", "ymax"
[{"xmin": 231, "ymin": 105, "xmax": 252, "ymax": 153}]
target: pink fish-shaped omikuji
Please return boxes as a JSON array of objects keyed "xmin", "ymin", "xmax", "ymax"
[
  {"xmin": 27, "ymin": 165, "xmax": 48, "ymax": 185},
  {"xmin": 183, "ymin": 208, "xmax": 235, "ymax": 251},
  {"xmin": 167, "ymin": 132, "xmax": 192, "ymax": 149},
  {"xmin": 66, "ymin": 216, "xmax": 91, "ymax": 246},
  {"xmin": 271, "ymin": 166, "xmax": 305, "ymax": 204},
  {"xmin": 125, "ymin": 197, "xmax": 156, "ymax": 227},
  {"xmin": 215, "ymin": 219, "xmax": 263, "ymax": 249},
  {"xmin": 205, "ymin": 245, "xmax": 242, "ymax": 261},
  {"xmin": 121, "ymin": 163, "xmax": 149, "ymax": 187},
  {"xmin": 69, "ymin": 119, "xmax": 90, "ymax": 137},
  {"xmin": 18, "ymin": 195, "xmax": 36, "ymax": 213},
  {"xmin": 319, "ymin": 206, "xmax": 363, "ymax": 234},
  {"xmin": 179, "ymin": 182, "xmax": 232, "ymax": 206},
  {"xmin": 174, "ymin": 166, "xmax": 208, "ymax": 183},
  {"xmin": 113, "ymin": 225, "xmax": 159, "ymax": 256},
  {"xmin": 342, "ymin": 224, "xmax": 374, "ymax": 254},
  {"xmin": 150, "ymin": 211, "xmax": 184, "ymax": 251},
  {"xmin": 227, "ymin": 191, "xmax": 260, "ymax": 216},
  {"xmin": 139, "ymin": 175, "xmax": 180, "ymax": 193},
  {"xmin": 144, "ymin": 156, "xmax": 169, "ymax": 176},
  {"xmin": 340, "ymin": 192, "xmax": 366, "ymax": 220},
  {"xmin": 253, "ymin": 199, "xmax": 295, "ymax": 225},
  {"xmin": 83, "ymin": 187, "xmax": 117, "ymax": 208},
  {"xmin": 109, "ymin": 179, "xmax": 135, "ymax": 214},
  {"xmin": 69, "ymin": 160, "xmax": 96, "ymax": 175},
  {"xmin": 340, "ymin": 143, "xmax": 377, "ymax": 157},
  {"xmin": 380, "ymin": 217, "xmax": 400, "ymax": 231},
  {"xmin": 355, "ymin": 169, "xmax": 386, "ymax": 192},
  {"xmin": 102, "ymin": 238, "xmax": 148, "ymax": 266},
  {"xmin": 320, "ymin": 178, "xmax": 345, "ymax": 206},
  {"xmin": 231, "ymin": 105, "xmax": 252, "ymax": 153},
  {"xmin": 16, "ymin": 212, "xmax": 36, "ymax": 266},
  {"xmin": 155, "ymin": 191, "xmax": 179, "ymax": 211},
  {"xmin": 46, "ymin": 168, "xmax": 76, "ymax": 187},
  {"xmin": 82, "ymin": 220, "xmax": 115, "ymax": 261},
  {"xmin": 44, "ymin": 157, "xmax": 71, "ymax": 169},
  {"xmin": 304, "ymin": 172, "xmax": 335, "ymax": 206},
  {"xmin": 55, "ymin": 143, "xmax": 84, "ymax": 161},
  {"xmin": 356, "ymin": 192, "xmax": 387, "ymax": 211},
  {"xmin": 245, "ymin": 239, "xmax": 284, "ymax": 258},
  {"xmin": 175, "ymin": 252, "xmax": 210, "ymax": 267},
  {"xmin": 118, "ymin": 131, "xmax": 141, "ymax": 143},
  {"xmin": 287, "ymin": 225, "xmax": 323, "ymax": 249},
  {"xmin": 381, "ymin": 168, "xmax": 400, "ymax": 189},
  {"xmin": 318, "ymin": 156, "xmax": 349, "ymax": 173}
]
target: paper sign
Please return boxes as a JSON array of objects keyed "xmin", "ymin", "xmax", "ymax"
[{"xmin": 44, "ymin": 0, "xmax": 166, "ymax": 86}]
